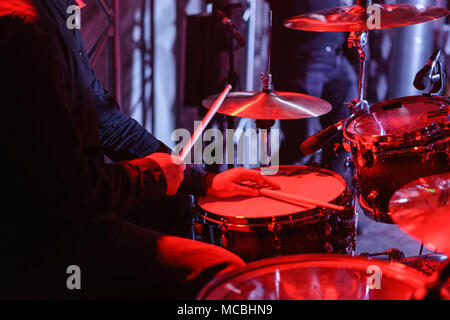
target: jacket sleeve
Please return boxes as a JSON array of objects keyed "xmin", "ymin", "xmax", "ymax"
[{"xmin": 83, "ymin": 36, "xmax": 215, "ymax": 197}]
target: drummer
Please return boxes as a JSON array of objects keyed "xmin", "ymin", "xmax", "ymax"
[
  {"xmin": 0, "ymin": 0, "xmax": 280, "ymax": 299},
  {"xmin": 267, "ymin": 0, "xmax": 358, "ymax": 177}
]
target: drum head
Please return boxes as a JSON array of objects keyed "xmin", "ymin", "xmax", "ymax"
[
  {"xmin": 197, "ymin": 254, "xmax": 430, "ymax": 300},
  {"xmin": 198, "ymin": 166, "xmax": 346, "ymax": 219},
  {"xmin": 346, "ymin": 96, "xmax": 448, "ymax": 136}
]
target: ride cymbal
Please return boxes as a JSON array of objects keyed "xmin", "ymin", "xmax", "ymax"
[
  {"xmin": 202, "ymin": 91, "xmax": 332, "ymax": 120},
  {"xmin": 284, "ymin": 3, "xmax": 450, "ymax": 32}
]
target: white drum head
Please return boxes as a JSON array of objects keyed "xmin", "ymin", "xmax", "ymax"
[
  {"xmin": 346, "ymin": 97, "xmax": 448, "ymax": 137},
  {"xmin": 198, "ymin": 170, "xmax": 345, "ymax": 219}
]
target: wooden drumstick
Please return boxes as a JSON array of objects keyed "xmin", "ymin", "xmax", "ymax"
[
  {"xmin": 179, "ymin": 84, "xmax": 232, "ymax": 162},
  {"xmin": 258, "ymin": 187, "xmax": 345, "ymax": 211}
]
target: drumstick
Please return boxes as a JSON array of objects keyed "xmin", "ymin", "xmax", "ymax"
[
  {"xmin": 179, "ymin": 84, "xmax": 232, "ymax": 162},
  {"xmin": 257, "ymin": 187, "xmax": 345, "ymax": 211}
]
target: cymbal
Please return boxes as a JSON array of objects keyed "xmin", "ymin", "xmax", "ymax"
[
  {"xmin": 202, "ymin": 91, "xmax": 332, "ymax": 120},
  {"xmin": 389, "ymin": 173, "xmax": 450, "ymax": 254},
  {"xmin": 284, "ymin": 3, "xmax": 450, "ymax": 32}
]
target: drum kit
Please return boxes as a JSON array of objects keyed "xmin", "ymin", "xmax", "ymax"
[{"xmin": 191, "ymin": 1, "xmax": 450, "ymax": 300}]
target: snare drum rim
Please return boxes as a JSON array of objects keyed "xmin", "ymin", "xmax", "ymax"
[
  {"xmin": 196, "ymin": 253, "xmax": 429, "ymax": 300},
  {"xmin": 197, "ymin": 166, "xmax": 350, "ymax": 231},
  {"xmin": 343, "ymin": 95, "xmax": 449, "ymax": 146}
]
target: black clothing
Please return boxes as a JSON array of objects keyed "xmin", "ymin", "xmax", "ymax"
[{"xmin": 269, "ymin": 0, "xmax": 345, "ymax": 59}]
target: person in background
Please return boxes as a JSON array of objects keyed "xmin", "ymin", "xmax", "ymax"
[{"xmin": 268, "ymin": 0, "xmax": 358, "ymax": 179}]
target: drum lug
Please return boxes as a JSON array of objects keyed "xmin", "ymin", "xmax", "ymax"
[
  {"xmin": 368, "ymin": 190, "xmax": 382, "ymax": 212},
  {"xmin": 361, "ymin": 148, "xmax": 374, "ymax": 168},
  {"xmin": 219, "ymin": 218, "xmax": 229, "ymax": 248},
  {"xmin": 344, "ymin": 156, "xmax": 354, "ymax": 168},
  {"xmin": 340, "ymin": 189, "xmax": 355, "ymax": 220},
  {"xmin": 269, "ymin": 218, "xmax": 282, "ymax": 252}
]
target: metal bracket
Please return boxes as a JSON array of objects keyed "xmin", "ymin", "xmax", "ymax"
[{"xmin": 87, "ymin": 0, "xmax": 122, "ymax": 106}]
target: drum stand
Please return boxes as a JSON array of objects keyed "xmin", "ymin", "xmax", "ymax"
[{"xmin": 347, "ymin": 30, "xmax": 370, "ymax": 113}]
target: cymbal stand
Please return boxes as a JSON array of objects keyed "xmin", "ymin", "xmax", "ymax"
[
  {"xmin": 256, "ymin": 10, "xmax": 276, "ymax": 168},
  {"xmin": 347, "ymin": 30, "xmax": 369, "ymax": 113},
  {"xmin": 261, "ymin": 10, "xmax": 273, "ymax": 94}
]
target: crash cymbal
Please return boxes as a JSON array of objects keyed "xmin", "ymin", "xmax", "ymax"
[
  {"xmin": 284, "ymin": 3, "xmax": 450, "ymax": 32},
  {"xmin": 202, "ymin": 91, "xmax": 332, "ymax": 120},
  {"xmin": 389, "ymin": 173, "xmax": 450, "ymax": 254}
]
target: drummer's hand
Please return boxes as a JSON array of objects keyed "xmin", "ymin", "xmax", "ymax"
[
  {"xmin": 207, "ymin": 167, "xmax": 280, "ymax": 198},
  {"xmin": 146, "ymin": 153, "xmax": 185, "ymax": 195}
]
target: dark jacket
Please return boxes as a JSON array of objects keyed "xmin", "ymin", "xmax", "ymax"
[{"xmin": 0, "ymin": 0, "xmax": 210, "ymax": 292}]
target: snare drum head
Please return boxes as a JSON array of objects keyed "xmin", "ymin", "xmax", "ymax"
[
  {"xmin": 198, "ymin": 166, "xmax": 346, "ymax": 219},
  {"xmin": 197, "ymin": 254, "xmax": 430, "ymax": 300},
  {"xmin": 346, "ymin": 96, "xmax": 449, "ymax": 136}
]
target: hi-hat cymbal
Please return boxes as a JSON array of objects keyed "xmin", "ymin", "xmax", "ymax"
[
  {"xmin": 284, "ymin": 3, "xmax": 450, "ymax": 32},
  {"xmin": 389, "ymin": 173, "xmax": 450, "ymax": 255},
  {"xmin": 202, "ymin": 91, "xmax": 332, "ymax": 120}
]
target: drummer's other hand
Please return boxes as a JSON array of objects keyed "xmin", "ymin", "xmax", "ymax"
[
  {"xmin": 146, "ymin": 153, "xmax": 185, "ymax": 195},
  {"xmin": 207, "ymin": 167, "xmax": 280, "ymax": 198}
]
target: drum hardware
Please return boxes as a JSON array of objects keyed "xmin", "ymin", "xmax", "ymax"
[
  {"xmin": 376, "ymin": 137, "xmax": 450, "ymax": 163},
  {"xmin": 268, "ymin": 217, "xmax": 281, "ymax": 253},
  {"xmin": 262, "ymin": 10, "xmax": 273, "ymax": 94},
  {"xmin": 358, "ymin": 145, "xmax": 374, "ymax": 169},
  {"xmin": 347, "ymin": 30, "xmax": 369, "ymax": 111},
  {"xmin": 399, "ymin": 254, "xmax": 448, "ymax": 276},
  {"xmin": 197, "ymin": 166, "xmax": 355, "ymax": 261},
  {"xmin": 358, "ymin": 193, "xmax": 389, "ymax": 223},
  {"xmin": 360, "ymin": 248, "xmax": 405, "ymax": 262},
  {"xmin": 367, "ymin": 190, "xmax": 381, "ymax": 212}
]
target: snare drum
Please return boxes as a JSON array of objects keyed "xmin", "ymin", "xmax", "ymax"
[
  {"xmin": 197, "ymin": 166, "xmax": 355, "ymax": 262},
  {"xmin": 343, "ymin": 95, "xmax": 449, "ymax": 223},
  {"xmin": 197, "ymin": 254, "xmax": 435, "ymax": 300}
]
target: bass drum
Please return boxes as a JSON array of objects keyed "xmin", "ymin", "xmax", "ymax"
[
  {"xmin": 343, "ymin": 95, "xmax": 449, "ymax": 223},
  {"xmin": 197, "ymin": 166, "xmax": 355, "ymax": 262},
  {"xmin": 197, "ymin": 254, "xmax": 436, "ymax": 300}
]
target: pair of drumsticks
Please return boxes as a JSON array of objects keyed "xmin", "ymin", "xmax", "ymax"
[{"xmin": 178, "ymin": 85, "xmax": 345, "ymax": 212}]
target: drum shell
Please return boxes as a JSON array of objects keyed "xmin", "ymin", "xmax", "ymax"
[
  {"xmin": 343, "ymin": 96, "xmax": 450, "ymax": 223},
  {"xmin": 197, "ymin": 254, "xmax": 437, "ymax": 300},
  {"xmin": 349, "ymin": 141, "xmax": 448, "ymax": 222},
  {"xmin": 200, "ymin": 214, "xmax": 355, "ymax": 262},
  {"xmin": 197, "ymin": 166, "xmax": 355, "ymax": 262}
]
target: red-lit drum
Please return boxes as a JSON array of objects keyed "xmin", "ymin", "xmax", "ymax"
[
  {"xmin": 197, "ymin": 254, "xmax": 435, "ymax": 300},
  {"xmin": 197, "ymin": 166, "xmax": 355, "ymax": 262},
  {"xmin": 343, "ymin": 95, "xmax": 449, "ymax": 223}
]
